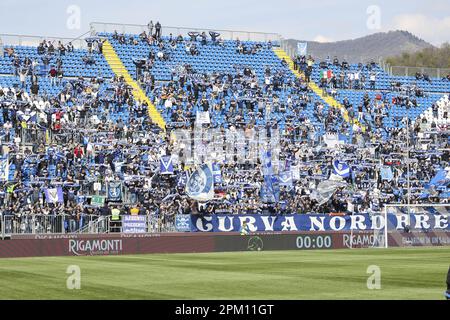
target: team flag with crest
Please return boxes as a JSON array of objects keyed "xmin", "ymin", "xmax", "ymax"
[
  {"xmin": 0, "ymin": 157, "xmax": 9, "ymax": 182},
  {"xmin": 107, "ymin": 181, "xmax": 122, "ymax": 201},
  {"xmin": 185, "ymin": 163, "xmax": 215, "ymax": 202},
  {"xmin": 212, "ymin": 163, "xmax": 222, "ymax": 183},
  {"xmin": 160, "ymin": 155, "xmax": 174, "ymax": 175},
  {"xmin": 278, "ymin": 170, "xmax": 293, "ymax": 189},
  {"xmin": 332, "ymin": 159, "xmax": 350, "ymax": 178},
  {"xmin": 260, "ymin": 150, "xmax": 280, "ymax": 202},
  {"xmin": 44, "ymin": 187, "xmax": 64, "ymax": 203}
]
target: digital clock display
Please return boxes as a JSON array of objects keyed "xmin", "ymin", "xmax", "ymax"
[{"xmin": 295, "ymin": 235, "xmax": 333, "ymax": 249}]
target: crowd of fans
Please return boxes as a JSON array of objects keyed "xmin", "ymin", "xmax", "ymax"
[{"xmin": 0, "ymin": 29, "xmax": 449, "ymax": 234}]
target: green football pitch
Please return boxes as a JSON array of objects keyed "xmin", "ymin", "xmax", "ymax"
[{"xmin": 0, "ymin": 247, "xmax": 448, "ymax": 299}]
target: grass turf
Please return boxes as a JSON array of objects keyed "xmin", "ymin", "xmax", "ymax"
[{"xmin": 0, "ymin": 247, "xmax": 448, "ymax": 299}]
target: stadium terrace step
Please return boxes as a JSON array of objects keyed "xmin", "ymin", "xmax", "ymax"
[
  {"xmin": 273, "ymin": 47, "xmax": 366, "ymax": 133},
  {"xmin": 102, "ymin": 40, "xmax": 166, "ymax": 131}
]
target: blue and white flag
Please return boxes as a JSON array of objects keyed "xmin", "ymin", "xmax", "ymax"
[
  {"xmin": 297, "ymin": 42, "xmax": 307, "ymax": 56},
  {"xmin": 107, "ymin": 181, "xmax": 122, "ymax": 201},
  {"xmin": 212, "ymin": 163, "xmax": 222, "ymax": 184},
  {"xmin": 278, "ymin": 170, "xmax": 293, "ymax": 188},
  {"xmin": 311, "ymin": 179, "xmax": 347, "ymax": 205},
  {"xmin": 380, "ymin": 166, "xmax": 394, "ymax": 182},
  {"xmin": 261, "ymin": 150, "xmax": 280, "ymax": 202},
  {"xmin": 262, "ymin": 150, "xmax": 273, "ymax": 177},
  {"xmin": 160, "ymin": 155, "xmax": 174, "ymax": 175},
  {"xmin": 177, "ymin": 171, "xmax": 188, "ymax": 187},
  {"xmin": 0, "ymin": 157, "xmax": 9, "ymax": 182},
  {"xmin": 261, "ymin": 175, "xmax": 280, "ymax": 203},
  {"xmin": 44, "ymin": 187, "xmax": 64, "ymax": 203},
  {"xmin": 332, "ymin": 159, "xmax": 350, "ymax": 178},
  {"xmin": 291, "ymin": 165, "xmax": 300, "ymax": 180},
  {"xmin": 185, "ymin": 163, "xmax": 214, "ymax": 202},
  {"xmin": 175, "ymin": 214, "xmax": 191, "ymax": 232},
  {"xmin": 421, "ymin": 168, "xmax": 450, "ymax": 199},
  {"xmin": 114, "ymin": 161, "xmax": 124, "ymax": 174},
  {"xmin": 428, "ymin": 169, "xmax": 450, "ymax": 188}
]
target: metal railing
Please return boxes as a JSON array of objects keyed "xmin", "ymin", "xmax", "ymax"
[
  {"xmin": 2, "ymin": 214, "xmax": 65, "ymax": 235},
  {"xmin": 19, "ymin": 127, "xmax": 47, "ymax": 146},
  {"xmin": 379, "ymin": 61, "xmax": 450, "ymax": 79},
  {"xmin": 280, "ymin": 38, "xmax": 296, "ymax": 58},
  {"xmin": 76, "ymin": 215, "xmax": 109, "ymax": 233},
  {"xmin": 0, "ymin": 33, "xmax": 89, "ymax": 49},
  {"xmin": 0, "ymin": 213, "xmax": 178, "ymax": 238},
  {"xmin": 389, "ymin": 65, "xmax": 450, "ymax": 78},
  {"xmin": 90, "ymin": 22, "xmax": 281, "ymax": 43},
  {"xmin": 279, "ymin": 40, "xmax": 390, "ymax": 68}
]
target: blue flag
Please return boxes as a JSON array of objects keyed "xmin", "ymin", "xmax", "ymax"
[
  {"xmin": 428, "ymin": 169, "xmax": 450, "ymax": 188},
  {"xmin": 262, "ymin": 150, "xmax": 273, "ymax": 176},
  {"xmin": 185, "ymin": 164, "xmax": 214, "ymax": 202},
  {"xmin": 332, "ymin": 159, "xmax": 350, "ymax": 178},
  {"xmin": 177, "ymin": 171, "xmax": 188, "ymax": 187},
  {"xmin": 160, "ymin": 155, "xmax": 174, "ymax": 175},
  {"xmin": 107, "ymin": 181, "xmax": 122, "ymax": 201},
  {"xmin": 380, "ymin": 166, "xmax": 393, "ymax": 182},
  {"xmin": 212, "ymin": 163, "xmax": 222, "ymax": 183},
  {"xmin": 44, "ymin": 187, "xmax": 64, "ymax": 203},
  {"xmin": 261, "ymin": 150, "xmax": 279, "ymax": 202},
  {"xmin": 279, "ymin": 170, "xmax": 293, "ymax": 189}
]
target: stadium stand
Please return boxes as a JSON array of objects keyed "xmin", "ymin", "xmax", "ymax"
[
  {"xmin": 0, "ymin": 42, "xmax": 113, "ymax": 78},
  {"xmin": 0, "ymin": 24, "xmax": 448, "ymax": 234}
]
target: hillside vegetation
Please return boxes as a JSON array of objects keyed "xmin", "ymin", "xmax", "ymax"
[
  {"xmin": 286, "ymin": 30, "xmax": 433, "ymax": 63},
  {"xmin": 386, "ymin": 43, "xmax": 450, "ymax": 68}
]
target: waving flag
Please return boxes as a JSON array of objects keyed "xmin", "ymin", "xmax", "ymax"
[
  {"xmin": 0, "ymin": 157, "xmax": 9, "ymax": 182},
  {"xmin": 212, "ymin": 163, "xmax": 222, "ymax": 183},
  {"xmin": 196, "ymin": 111, "xmax": 210, "ymax": 124},
  {"xmin": 297, "ymin": 42, "xmax": 307, "ymax": 55},
  {"xmin": 160, "ymin": 155, "xmax": 174, "ymax": 175},
  {"xmin": 291, "ymin": 165, "xmax": 300, "ymax": 180},
  {"xmin": 421, "ymin": 168, "xmax": 450, "ymax": 199},
  {"xmin": 428, "ymin": 169, "xmax": 450, "ymax": 188},
  {"xmin": 107, "ymin": 181, "xmax": 122, "ymax": 202},
  {"xmin": 261, "ymin": 175, "xmax": 280, "ymax": 203},
  {"xmin": 261, "ymin": 150, "xmax": 280, "ymax": 203},
  {"xmin": 185, "ymin": 163, "xmax": 214, "ymax": 202},
  {"xmin": 262, "ymin": 150, "xmax": 273, "ymax": 176},
  {"xmin": 332, "ymin": 159, "xmax": 350, "ymax": 178},
  {"xmin": 311, "ymin": 179, "xmax": 347, "ymax": 206},
  {"xmin": 45, "ymin": 187, "xmax": 64, "ymax": 203},
  {"xmin": 177, "ymin": 171, "xmax": 188, "ymax": 187},
  {"xmin": 279, "ymin": 170, "xmax": 293, "ymax": 189},
  {"xmin": 323, "ymin": 133, "xmax": 345, "ymax": 148},
  {"xmin": 380, "ymin": 166, "xmax": 394, "ymax": 182}
]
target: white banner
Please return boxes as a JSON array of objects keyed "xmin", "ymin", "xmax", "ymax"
[
  {"xmin": 196, "ymin": 111, "xmax": 210, "ymax": 125},
  {"xmin": 297, "ymin": 42, "xmax": 307, "ymax": 56},
  {"xmin": 0, "ymin": 158, "xmax": 9, "ymax": 182}
]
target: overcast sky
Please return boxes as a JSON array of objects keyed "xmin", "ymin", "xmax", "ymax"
[{"xmin": 0, "ymin": 0, "xmax": 449, "ymax": 46}]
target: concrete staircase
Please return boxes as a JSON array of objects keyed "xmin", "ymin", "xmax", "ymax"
[
  {"xmin": 102, "ymin": 40, "xmax": 166, "ymax": 131},
  {"xmin": 273, "ymin": 47, "xmax": 366, "ymax": 132}
]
